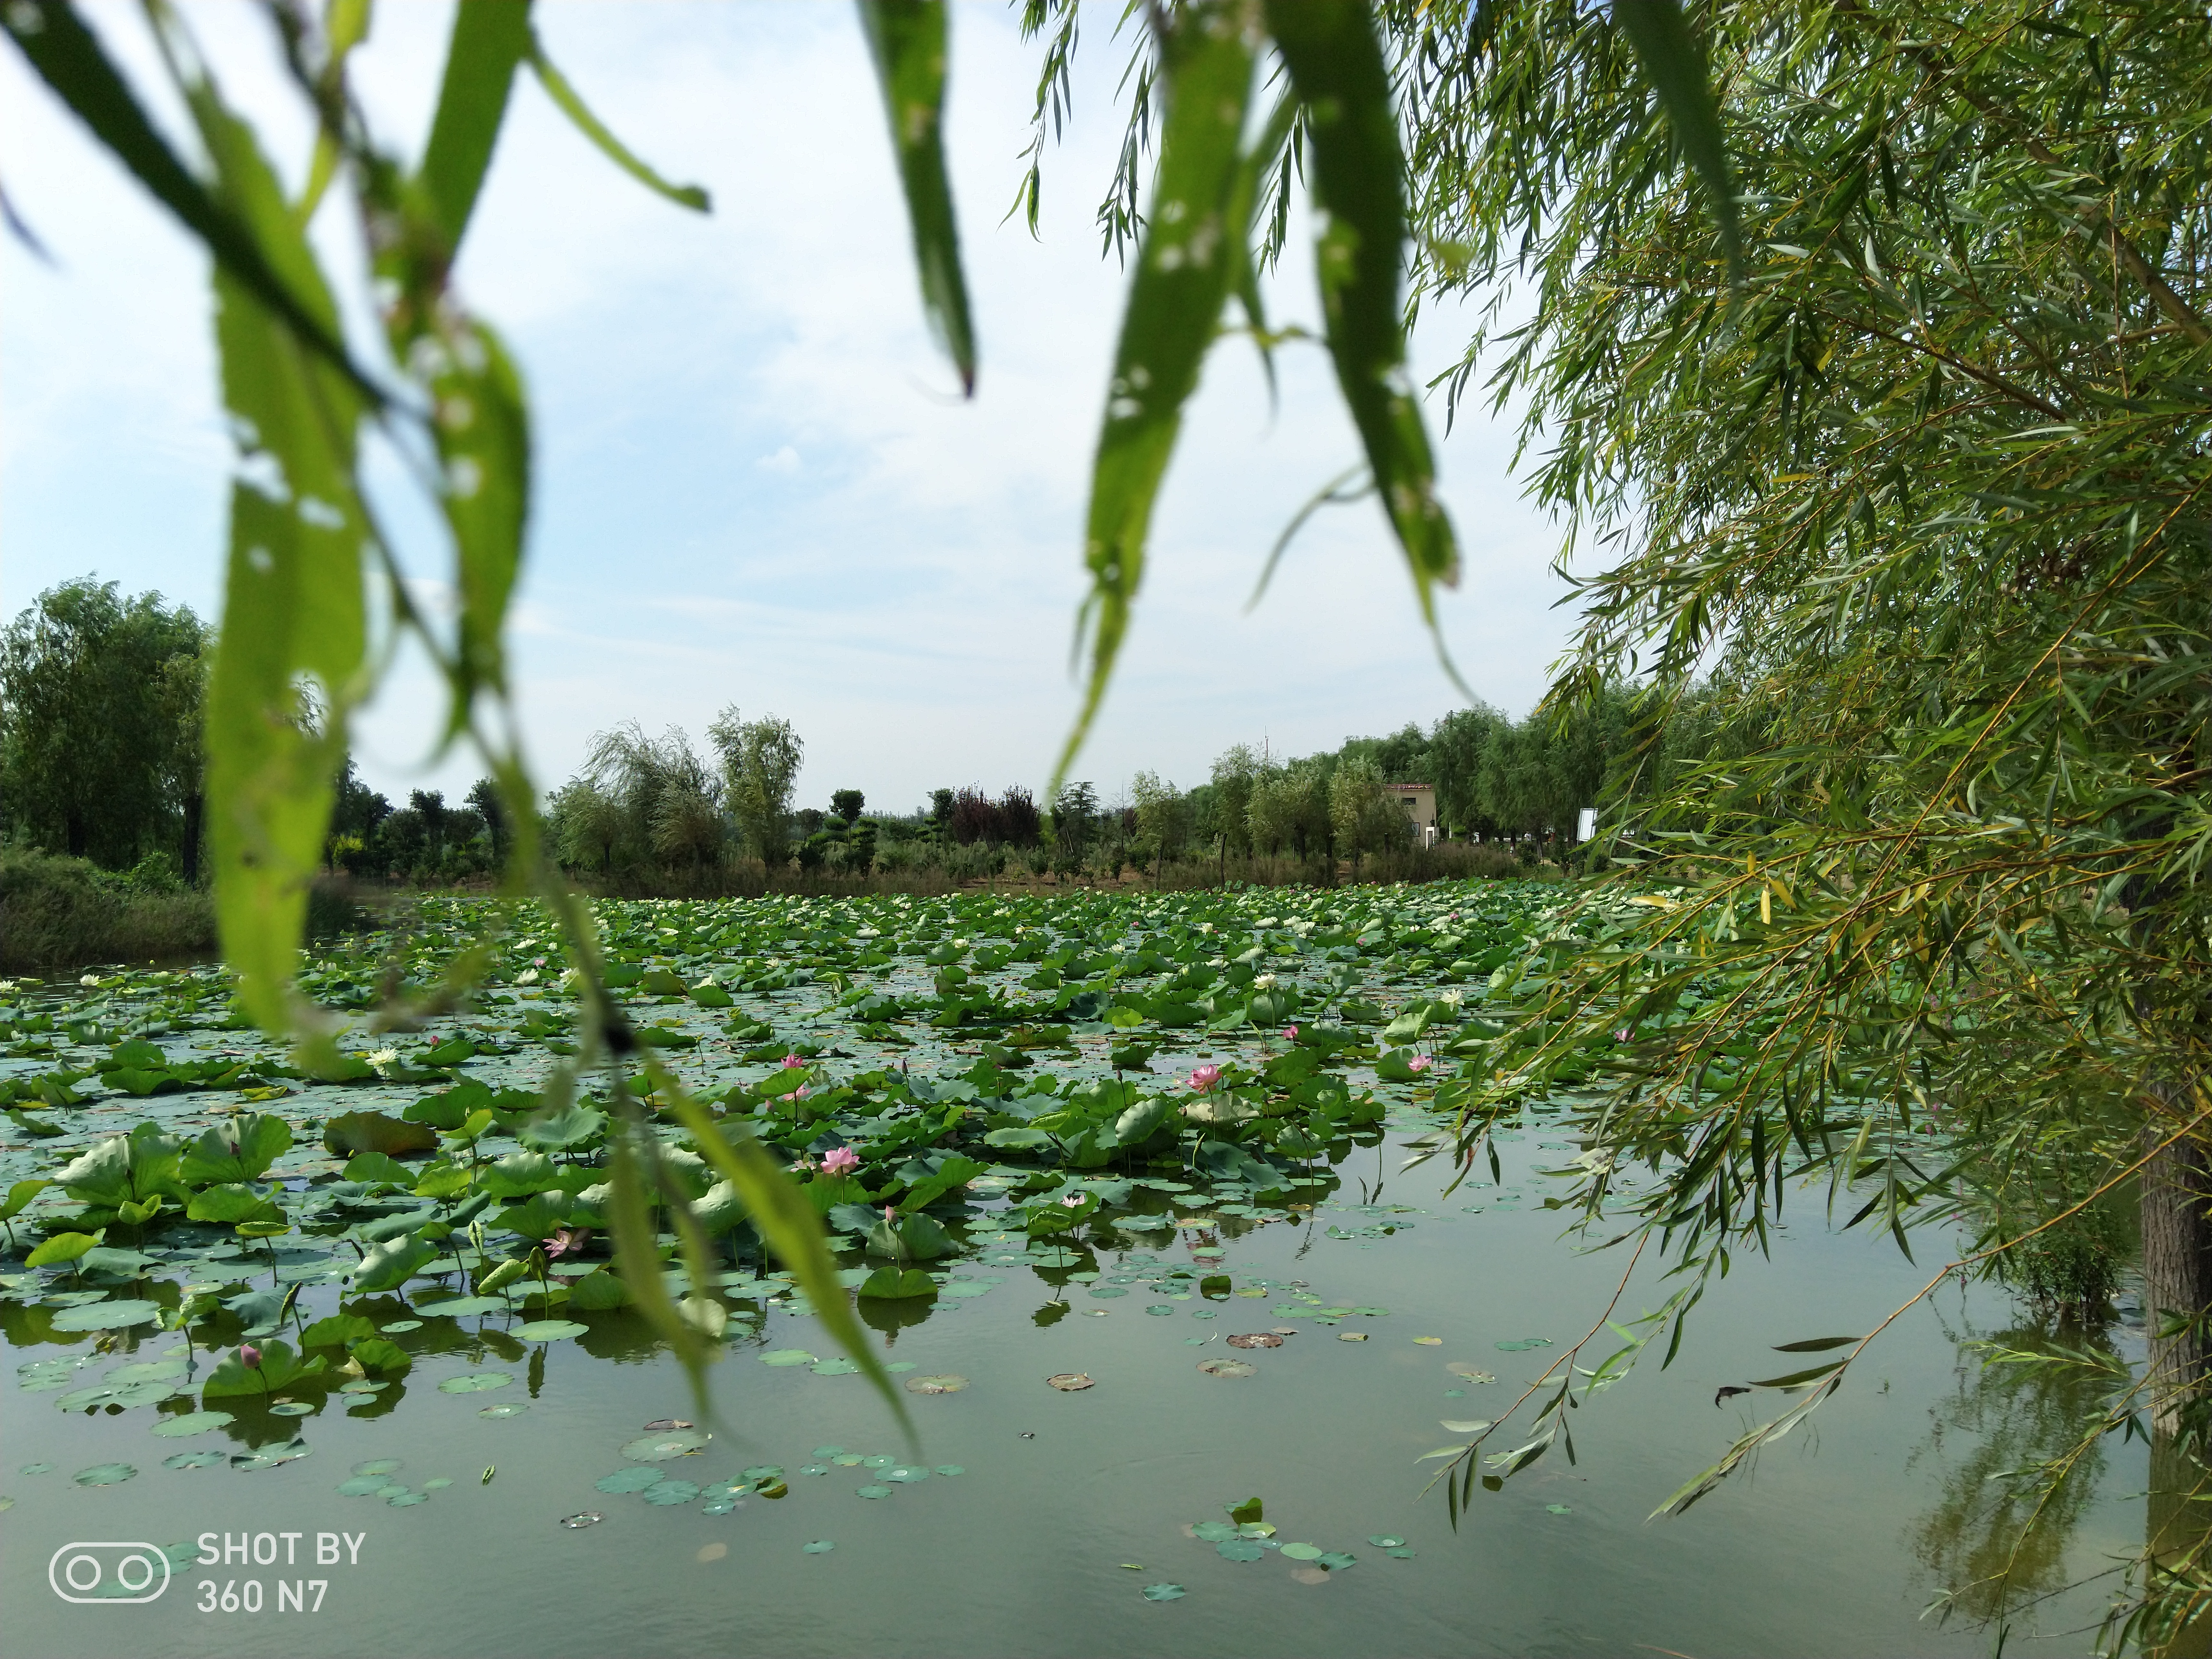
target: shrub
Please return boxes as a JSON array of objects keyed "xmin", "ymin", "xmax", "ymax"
[{"xmin": 0, "ymin": 846, "xmax": 215, "ymax": 971}]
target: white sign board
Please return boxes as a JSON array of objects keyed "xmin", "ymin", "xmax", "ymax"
[{"xmin": 1575, "ymin": 806, "xmax": 1597, "ymax": 842}]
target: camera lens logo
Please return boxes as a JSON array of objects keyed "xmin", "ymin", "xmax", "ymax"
[{"xmin": 49, "ymin": 1542, "xmax": 173, "ymax": 1603}]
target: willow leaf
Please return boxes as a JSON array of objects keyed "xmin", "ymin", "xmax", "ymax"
[
  {"xmin": 194, "ymin": 92, "xmax": 369, "ymax": 1035},
  {"xmin": 1262, "ymin": 0, "xmax": 1459, "ymax": 624},
  {"xmin": 1610, "ymin": 0, "xmax": 1742, "ymax": 277},
  {"xmin": 526, "ymin": 32, "xmax": 709, "ymax": 213},
  {"xmin": 858, "ymin": 0, "xmax": 975, "ymax": 393},
  {"xmin": 1058, "ymin": 0, "xmax": 1255, "ymax": 787},
  {"xmin": 606, "ymin": 1124, "xmax": 714, "ymax": 1408},
  {"xmin": 654, "ymin": 1063, "xmax": 916, "ymax": 1448},
  {"xmin": 418, "ymin": 0, "xmax": 536, "ymax": 248}
]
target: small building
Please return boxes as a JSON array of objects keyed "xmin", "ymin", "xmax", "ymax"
[{"xmin": 1387, "ymin": 783, "xmax": 1439, "ymax": 846}]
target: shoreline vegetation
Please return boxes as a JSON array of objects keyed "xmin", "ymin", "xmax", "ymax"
[{"xmin": 0, "ymin": 841, "xmax": 1541, "ymax": 975}]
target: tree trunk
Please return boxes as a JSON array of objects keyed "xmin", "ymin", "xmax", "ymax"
[
  {"xmin": 2143, "ymin": 1091, "xmax": 2212, "ymax": 1432},
  {"xmin": 180, "ymin": 789, "xmax": 203, "ymax": 885}
]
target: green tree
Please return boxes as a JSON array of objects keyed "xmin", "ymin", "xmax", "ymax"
[
  {"xmin": 1327, "ymin": 755, "xmax": 1408, "ymax": 873},
  {"xmin": 1049, "ymin": 780, "xmax": 1099, "ymax": 875},
  {"xmin": 830, "ymin": 788, "xmax": 865, "ymax": 825},
  {"xmin": 1396, "ymin": 0, "xmax": 2212, "ymax": 1627},
  {"xmin": 1208, "ymin": 743, "xmax": 1261, "ymax": 878},
  {"xmin": 1129, "ymin": 770, "xmax": 1192, "ymax": 879},
  {"xmin": 0, "ymin": 577, "xmax": 209, "ymax": 871},
  {"xmin": 710, "ymin": 709, "xmax": 803, "ymax": 868},
  {"xmin": 465, "ymin": 776, "xmax": 509, "ymax": 866}
]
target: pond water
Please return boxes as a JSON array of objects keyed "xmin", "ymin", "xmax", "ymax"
[{"xmin": 0, "ymin": 888, "xmax": 2155, "ymax": 1655}]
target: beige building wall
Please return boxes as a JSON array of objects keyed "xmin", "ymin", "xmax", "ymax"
[{"xmin": 1387, "ymin": 783, "xmax": 1439, "ymax": 846}]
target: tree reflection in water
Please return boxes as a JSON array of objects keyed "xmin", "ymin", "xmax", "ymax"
[{"xmin": 1908, "ymin": 1308, "xmax": 2127, "ymax": 1630}]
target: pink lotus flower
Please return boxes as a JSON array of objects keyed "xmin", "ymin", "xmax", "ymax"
[
  {"xmin": 781, "ymin": 1054, "xmax": 805, "ymax": 1069},
  {"xmin": 1408, "ymin": 1054, "xmax": 1434, "ymax": 1073},
  {"xmin": 884, "ymin": 1206, "xmax": 897, "ymax": 1222},
  {"xmin": 1283, "ymin": 1025, "xmax": 1298, "ymax": 1041},
  {"xmin": 821, "ymin": 1147, "xmax": 860, "ymax": 1176},
  {"xmin": 1614, "ymin": 1028, "xmax": 1630, "ymax": 1042},
  {"xmin": 1060, "ymin": 1194, "xmax": 1085, "ymax": 1208},
  {"xmin": 532, "ymin": 956, "xmax": 546, "ymax": 967},
  {"xmin": 794, "ymin": 1085, "xmax": 811, "ymax": 1099},
  {"xmin": 1188, "ymin": 1064, "xmax": 1221, "ymax": 1092},
  {"xmin": 239, "ymin": 1344, "xmax": 261, "ymax": 1370},
  {"xmin": 546, "ymin": 1227, "xmax": 592, "ymax": 1260}
]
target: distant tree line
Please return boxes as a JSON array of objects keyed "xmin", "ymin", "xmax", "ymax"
[{"xmin": 4, "ymin": 577, "xmax": 1704, "ymax": 896}]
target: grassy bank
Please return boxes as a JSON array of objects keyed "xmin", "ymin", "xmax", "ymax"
[{"xmin": 0, "ymin": 847, "xmax": 216, "ymax": 972}]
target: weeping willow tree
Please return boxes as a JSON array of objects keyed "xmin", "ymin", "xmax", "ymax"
[{"xmin": 1388, "ymin": 0, "xmax": 2212, "ymax": 1637}]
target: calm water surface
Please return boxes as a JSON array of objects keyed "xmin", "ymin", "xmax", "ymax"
[{"xmin": 0, "ymin": 1120, "xmax": 2144, "ymax": 1659}]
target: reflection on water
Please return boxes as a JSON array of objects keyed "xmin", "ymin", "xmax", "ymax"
[{"xmin": 1909, "ymin": 1308, "xmax": 2127, "ymax": 1629}]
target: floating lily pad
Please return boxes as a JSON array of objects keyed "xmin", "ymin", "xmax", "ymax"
[
  {"xmin": 1087, "ymin": 1286, "xmax": 1130, "ymax": 1299},
  {"xmin": 643, "ymin": 1480, "xmax": 699, "ymax": 1506},
  {"xmin": 811, "ymin": 1358, "xmax": 860, "ymax": 1376},
  {"xmin": 811, "ymin": 1445, "xmax": 845, "ymax": 1458},
  {"xmin": 150, "ymin": 1412, "xmax": 232, "ymax": 1438},
  {"xmin": 646, "ymin": 1419, "xmax": 695, "ymax": 1432},
  {"xmin": 1196, "ymin": 1358, "xmax": 1256, "ymax": 1378},
  {"xmin": 623, "ymin": 1430, "xmax": 709, "ymax": 1462},
  {"xmin": 803, "ymin": 1540, "xmax": 836, "ymax": 1554},
  {"xmin": 74, "ymin": 1462, "xmax": 138, "ymax": 1486},
  {"xmin": 52, "ymin": 1299, "xmax": 160, "ymax": 1331},
  {"xmin": 1226, "ymin": 1333, "xmax": 1283, "ymax": 1348},
  {"xmin": 1142, "ymin": 1583, "xmax": 1185, "ymax": 1601},
  {"xmin": 856, "ymin": 1484, "xmax": 893, "ymax": 1499},
  {"xmin": 164, "ymin": 1451, "xmax": 225, "ymax": 1470},
  {"xmin": 18, "ymin": 1462, "xmax": 54, "ymax": 1475},
  {"xmin": 516, "ymin": 1320, "xmax": 588, "ymax": 1342},
  {"xmin": 905, "ymin": 1374, "xmax": 967, "ymax": 1395},
  {"xmin": 268, "ymin": 1401, "xmax": 317, "ymax": 1417},
  {"xmin": 1280, "ymin": 1542, "xmax": 1325, "ymax": 1561},
  {"xmin": 1191, "ymin": 1521, "xmax": 1237, "ymax": 1541},
  {"xmin": 1546, "ymin": 1503, "xmax": 1573, "ymax": 1515},
  {"xmin": 480, "ymin": 1403, "xmax": 529, "ymax": 1419},
  {"xmin": 337, "ymin": 1476, "xmax": 389, "ymax": 1496},
  {"xmin": 231, "ymin": 1441, "xmax": 311, "ymax": 1471},
  {"xmin": 1495, "ymin": 1338, "xmax": 1553, "ymax": 1351},
  {"xmin": 419, "ymin": 1296, "xmax": 504, "ymax": 1318},
  {"xmin": 380, "ymin": 1320, "xmax": 423, "ymax": 1334},
  {"xmin": 883, "ymin": 1465, "xmax": 930, "ymax": 1483},
  {"xmin": 558, "ymin": 1512, "xmax": 603, "ymax": 1528},
  {"xmin": 1144, "ymin": 1305, "xmax": 1177, "ymax": 1317},
  {"xmin": 1216, "ymin": 1539, "xmax": 1266, "ymax": 1562},
  {"xmin": 1046, "ymin": 1372, "xmax": 1095, "ymax": 1391},
  {"xmin": 437, "ymin": 1372, "xmax": 513, "ymax": 1394},
  {"xmin": 760, "ymin": 1349, "xmax": 816, "ymax": 1367},
  {"xmin": 861, "ymin": 1455, "xmax": 893, "ymax": 1469},
  {"xmin": 1445, "ymin": 1363, "xmax": 1496, "ymax": 1382},
  {"xmin": 741, "ymin": 1465, "xmax": 785, "ymax": 1481},
  {"xmin": 1368, "ymin": 1535, "xmax": 1406, "ymax": 1548},
  {"xmin": 1316, "ymin": 1551, "xmax": 1357, "ymax": 1571},
  {"xmin": 934, "ymin": 1465, "xmax": 965, "ymax": 1476},
  {"xmin": 1338, "ymin": 1332, "xmax": 1368, "ymax": 1342}
]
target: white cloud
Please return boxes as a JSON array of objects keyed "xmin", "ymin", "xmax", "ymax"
[{"xmin": 756, "ymin": 445, "xmax": 801, "ymax": 476}]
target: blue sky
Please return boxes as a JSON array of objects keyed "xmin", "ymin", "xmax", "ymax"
[{"xmin": 0, "ymin": 2, "xmax": 1575, "ymax": 817}]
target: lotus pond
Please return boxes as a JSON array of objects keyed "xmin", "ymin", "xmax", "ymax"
[{"xmin": 0, "ymin": 882, "xmax": 2150, "ymax": 1656}]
